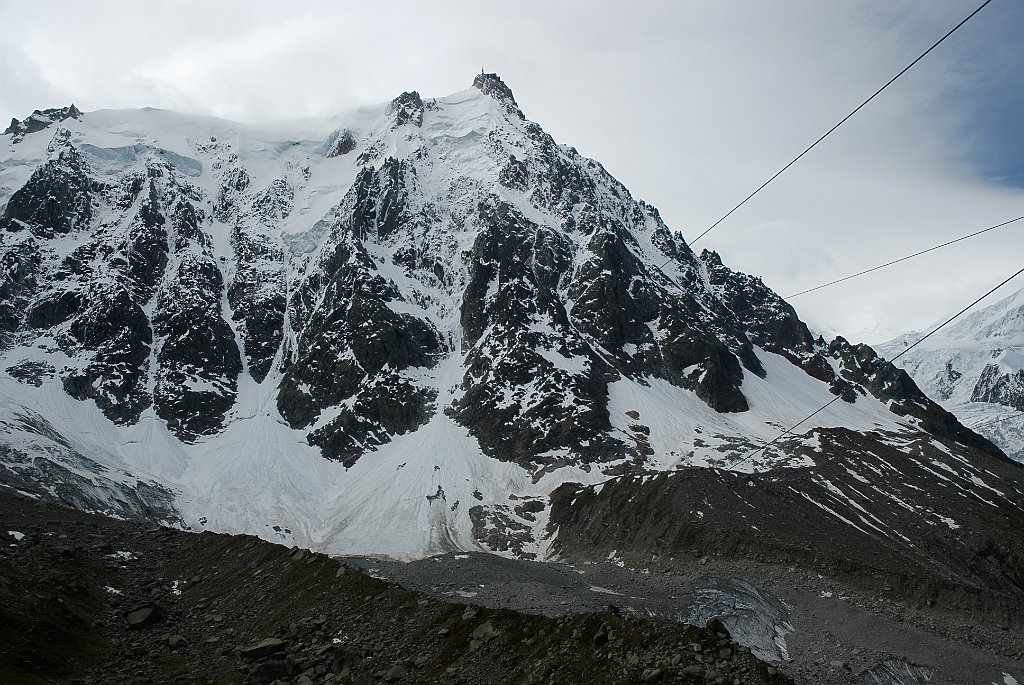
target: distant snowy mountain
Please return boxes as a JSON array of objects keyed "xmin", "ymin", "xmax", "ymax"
[
  {"xmin": 0, "ymin": 73, "xmax": 1019, "ymax": 573},
  {"xmin": 878, "ymin": 285, "xmax": 1024, "ymax": 463}
]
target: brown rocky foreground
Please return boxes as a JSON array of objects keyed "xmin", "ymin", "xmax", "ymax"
[{"xmin": 0, "ymin": 490, "xmax": 789, "ymax": 684}]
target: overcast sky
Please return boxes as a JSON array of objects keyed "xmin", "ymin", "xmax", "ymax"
[{"xmin": 2, "ymin": 0, "xmax": 1022, "ymax": 343}]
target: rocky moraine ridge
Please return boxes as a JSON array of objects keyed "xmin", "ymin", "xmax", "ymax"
[{"xmin": 0, "ymin": 491, "xmax": 791, "ymax": 685}]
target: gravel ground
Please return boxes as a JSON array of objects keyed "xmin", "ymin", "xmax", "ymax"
[{"xmin": 345, "ymin": 552, "xmax": 1024, "ymax": 685}]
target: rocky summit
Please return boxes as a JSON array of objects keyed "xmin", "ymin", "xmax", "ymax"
[{"xmin": 0, "ymin": 73, "xmax": 1023, "ymax": 684}]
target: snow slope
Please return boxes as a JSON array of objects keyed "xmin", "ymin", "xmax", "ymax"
[{"xmin": 878, "ymin": 286, "xmax": 1024, "ymax": 463}]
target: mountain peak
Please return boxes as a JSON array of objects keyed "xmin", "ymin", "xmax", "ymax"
[
  {"xmin": 4, "ymin": 104, "xmax": 82, "ymax": 143},
  {"xmin": 385, "ymin": 91, "xmax": 424, "ymax": 128},
  {"xmin": 0, "ymin": 73, "xmax": 1013, "ymax": 566},
  {"xmin": 472, "ymin": 72, "xmax": 524, "ymax": 119},
  {"xmin": 699, "ymin": 248, "xmax": 723, "ymax": 266}
]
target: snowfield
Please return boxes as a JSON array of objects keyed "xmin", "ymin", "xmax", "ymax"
[{"xmin": 879, "ymin": 286, "xmax": 1024, "ymax": 464}]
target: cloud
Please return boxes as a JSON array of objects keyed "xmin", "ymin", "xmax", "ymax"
[{"xmin": 0, "ymin": 43, "xmax": 65, "ymax": 123}]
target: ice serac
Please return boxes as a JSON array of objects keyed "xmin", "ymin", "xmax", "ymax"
[{"xmin": 0, "ymin": 73, "xmax": 1018, "ymax": 563}]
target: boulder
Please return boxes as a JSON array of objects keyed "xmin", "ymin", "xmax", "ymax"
[
  {"xmin": 125, "ymin": 603, "xmax": 166, "ymax": 630},
  {"xmin": 240, "ymin": 637, "xmax": 285, "ymax": 660}
]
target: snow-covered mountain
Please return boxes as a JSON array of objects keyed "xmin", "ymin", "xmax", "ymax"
[
  {"xmin": 0, "ymin": 74, "xmax": 1020, "ymax": 569},
  {"xmin": 878, "ymin": 285, "xmax": 1024, "ymax": 463}
]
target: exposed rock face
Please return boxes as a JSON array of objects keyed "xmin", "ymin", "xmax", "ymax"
[
  {"xmin": 826, "ymin": 337, "xmax": 1002, "ymax": 458},
  {"xmin": 972, "ymin": 364, "xmax": 1024, "ymax": 410},
  {"xmin": 215, "ymin": 151, "xmax": 294, "ymax": 384},
  {"xmin": 701, "ymin": 249, "xmax": 814, "ymax": 360},
  {"xmin": 276, "ymin": 159, "xmax": 445, "ymax": 464},
  {"xmin": 153, "ymin": 250, "xmax": 240, "ymax": 440},
  {"xmin": 2, "ymin": 129, "xmax": 93, "ymax": 237},
  {"xmin": 228, "ymin": 221, "xmax": 286, "ymax": 383},
  {"xmin": 386, "ymin": 91, "xmax": 425, "ymax": 128},
  {"xmin": 700, "ymin": 249, "xmax": 1003, "ymax": 458},
  {"xmin": 0, "ymin": 236, "xmax": 41, "ymax": 335},
  {"xmin": 1, "ymin": 129, "xmax": 242, "ymax": 433},
  {"xmin": 4, "ymin": 104, "xmax": 82, "ymax": 143},
  {"xmin": 450, "ymin": 201, "xmax": 620, "ymax": 465},
  {"xmin": 325, "ymin": 129, "xmax": 357, "ymax": 158},
  {"xmin": 473, "ymin": 72, "xmax": 524, "ymax": 119}
]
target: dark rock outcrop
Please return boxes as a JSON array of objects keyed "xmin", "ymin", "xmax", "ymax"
[
  {"xmin": 0, "ymin": 236, "xmax": 42, "ymax": 334},
  {"xmin": 326, "ymin": 129, "xmax": 357, "ymax": 157},
  {"xmin": 386, "ymin": 91, "xmax": 425, "ymax": 128},
  {"xmin": 277, "ymin": 160, "xmax": 444, "ymax": 463},
  {"xmin": 828, "ymin": 337, "xmax": 1004, "ymax": 459},
  {"xmin": 4, "ymin": 104, "xmax": 82, "ymax": 143},
  {"xmin": 1, "ymin": 129, "xmax": 93, "ymax": 237},
  {"xmin": 473, "ymin": 72, "xmax": 524, "ymax": 119},
  {"xmin": 153, "ymin": 252, "xmax": 241, "ymax": 441},
  {"xmin": 451, "ymin": 201, "xmax": 622, "ymax": 465},
  {"xmin": 972, "ymin": 364, "xmax": 1024, "ymax": 411}
]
